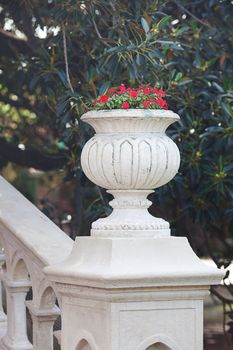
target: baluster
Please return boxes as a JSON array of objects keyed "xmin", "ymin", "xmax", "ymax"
[
  {"xmin": 0, "ymin": 277, "xmax": 32, "ymax": 350},
  {"xmin": 53, "ymin": 330, "xmax": 61, "ymax": 347},
  {"xmin": 26, "ymin": 300, "xmax": 59, "ymax": 350}
]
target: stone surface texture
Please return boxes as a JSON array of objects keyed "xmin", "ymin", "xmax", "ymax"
[
  {"xmin": 81, "ymin": 110, "xmax": 180, "ymax": 238},
  {"xmin": 0, "ymin": 109, "xmax": 225, "ymax": 350},
  {"xmin": 45, "ymin": 109, "xmax": 223, "ymax": 350}
]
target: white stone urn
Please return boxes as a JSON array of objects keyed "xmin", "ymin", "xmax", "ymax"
[{"xmin": 81, "ymin": 109, "xmax": 180, "ymax": 237}]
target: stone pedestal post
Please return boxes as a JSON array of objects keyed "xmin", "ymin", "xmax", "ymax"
[
  {"xmin": 0, "ymin": 278, "xmax": 32, "ymax": 350},
  {"xmin": 45, "ymin": 109, "xmax": 224, "ymax": 350},
  {"xmin": 45, "ymin": 237, "xmax": 223, "ymax": 350},
  {"xmin": 26, "ymin": 301, "xmax": 60, "ymax": 350}
]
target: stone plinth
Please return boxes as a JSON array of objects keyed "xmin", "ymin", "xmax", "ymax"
[{"xmin": 45, "ymin": 237, "xmax": 223, "ymax": 350}]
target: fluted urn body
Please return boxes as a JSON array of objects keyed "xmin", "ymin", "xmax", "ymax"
[{"xmin": 81, "ymin": 109, "xmax": 180, "ymax": 237}]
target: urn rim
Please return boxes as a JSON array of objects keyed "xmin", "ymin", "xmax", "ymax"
[{"xmin": 81, "ymin": 109, "xmax": 180, "ymax": 122}]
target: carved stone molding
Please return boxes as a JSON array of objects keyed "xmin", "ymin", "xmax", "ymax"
[{"xmin": 137, "ymin": 334, "xmax": 181, "ymax": 350}]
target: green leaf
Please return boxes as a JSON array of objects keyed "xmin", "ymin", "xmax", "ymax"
[
  {"xmin": 174, "ymin": 26, "xmax": 189, "ymax": 36},
  {"xmin": 212, "ymin": 82, "xmax": 224, "ymax": 93},
  {"xmin": 175, "ymin": 72, "xmax": 183, "ymax": 82},
  {"xmin": 191, "ymin": 20, "xmax": 197, "ymax": 32},
  {"xmin": 104, "ymin": 45, "xmax": 128, "ymax": 54},
  {"xmin": 141, "ymin": 17, "xmax": 150, "ymax": 34},
  {"xmin": 222, "ymin": 102, "xmax": 233, "ymax": 117},
  {"xmin": 156, "ymin": 15, "xmax": 171, "ymax": 30},
  {"xmin": 177, "ymin": 79, "xmax": 193, "ymax": 86},
  {"xmin": 99, "ymin": 81, "xmax": 110, "ymax": 95}
]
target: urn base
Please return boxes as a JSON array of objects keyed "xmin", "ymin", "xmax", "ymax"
[
  {"xmin": 91, "ymin": 190, "xmax": 170, "ymax": 238},
  {"xmin": 91, "ymin": 227, "xmax": 170, "ymax": 238}
]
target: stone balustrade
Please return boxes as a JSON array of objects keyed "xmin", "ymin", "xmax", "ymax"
[{"xmin": 0, "ymin": 176, "xmax": 73, "ymax": 350}]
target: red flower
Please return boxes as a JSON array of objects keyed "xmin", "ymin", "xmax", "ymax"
[
  {"xmin": 99, "ymin": 95, "xmax": 109, "ymax": 103},
  {"xmin": 92, "ymin": 84, "xmax": 167, "ymax": 110},
  {"xmin": 119, "ymin": 84, "xmax": 126, "ymax": 92},
  {"xmin": 129, "ymin": 91, "xmax": 138, "ymax": 98},
  {"xmin": 122, "ymin": 102, "xmax": 130, "ymax": 109},
  {"xmin": 143, "ymin": 101, "xmax": 150, "ymax": 108},
  {"xmin": 156, "ymin": 99, "xmax": 167, "ymax": 108},
  {"xmin": 157, "ymin": 89, "xmax": 166, "ymax": 97},
  {"xmin": 152, "ymin": 88, "xmax": 165, "ymax": 97}
]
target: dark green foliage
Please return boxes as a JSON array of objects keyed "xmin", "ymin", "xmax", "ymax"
[{"xmin": 0, "ymin": 0, "xmax": 233, "ymax": 264}]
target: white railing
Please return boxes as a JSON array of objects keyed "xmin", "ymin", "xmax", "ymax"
[{"xmin": 0, "ymin": 176, "xmax": 73, "ymax": 350}]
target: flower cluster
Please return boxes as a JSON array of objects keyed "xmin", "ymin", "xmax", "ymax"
[{"xmin": 92, "ymin": 85, "xmax": 168, "ymax": 110}]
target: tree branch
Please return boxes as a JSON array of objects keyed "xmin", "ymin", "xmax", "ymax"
[
  {"xmin": 0, "ymin": 29, "xmax": 32, "ymax": 56},
  {"xmin": 92, "ymin": 17, "xmax": 111, "ymax": 48},
  {"xmin": 62, "ymin": 23, "xmax": 74, "ymax": 93},
  {"xmin": 173, "ymin": 0, "xmax": 212, "ymax": 28},
  {"xmin": 0, "ymin": 137, "xmax": 66, "ymax": 171}
]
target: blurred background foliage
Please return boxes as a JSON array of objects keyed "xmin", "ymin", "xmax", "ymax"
[
  {"xmin": 1, "ymin": 0, "xmax": 233, "ymax": 344},
  {"xmin": 0, "ymin": 0, "xmax": 233, "ymax": 272}
]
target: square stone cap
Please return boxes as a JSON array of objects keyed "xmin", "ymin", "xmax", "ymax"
[{"xmin": 44, "ymin": 236, "xmax": 224, "ymax": 289}]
